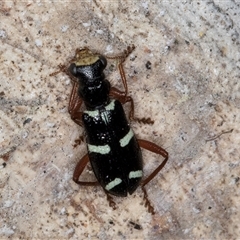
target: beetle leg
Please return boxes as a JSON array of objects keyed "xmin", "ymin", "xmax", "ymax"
[
  {"xmin": 73, "ymin": 136, "xmax": 84, "ymax": 148},
  {"xmin": 138, "ymin": 139, "xmax": 168, "ymax": 214},
  {"xmin": 105, "ymin": 192, "xmax": 117, "ymax": 210},
  {"xmin": 49, "ymin": 64, "xmax": 67, "ymax": 77},
  {"xmin": 105, "ymin": 45, "xmax": 135, "ymax": 96},
  {"xmin": 51, "ymin": 64, "xmax": 83, "ymax": 127},
  {"xmin": 68, "ymin": 81, "xmax": 84, "ymax": 127},
  {"xmin": 116, "ymin": 45, "xmax": 137, "ymax": 95},
  {"xmin": 50, "ymin": 64, "xmax": 78, "ymax": 82},
  {"xmin": 139, "ymin": 139, "xmax": 168, "ymax": 186},
  {"xmin": 73, "ymin": 153, "xmax": 99, "ymax": 186},
  {"xmin": 107, "ymin": 46, "xmax": 153, "ymax": 124},
  {"xmin": 110, "ymin": 87, "xmax": 154, "ymax": 124},
  {"xmin": 105, "ymin": 45, "xmax": 135, "ymax": 61},
  {"xmin": 73, "ymin": 154, "xmax": 117, "ymax": 210}
]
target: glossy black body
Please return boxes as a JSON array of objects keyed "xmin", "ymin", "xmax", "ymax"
[
  {"xmin": 69, "ymin": 55, "xmax": 143, "ymax": 197},
  {"xmin": 83, "ymin": 100, "xmax": 143, "ymax": 197}
]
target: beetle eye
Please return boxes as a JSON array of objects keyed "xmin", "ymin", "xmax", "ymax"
[
  {"xmin": 69, "ymin": 63, "xmax": 77, "ymax": 76},
  {"xmin": 99, "ymin": 56, "xmax": 107, "ymax": 68}
]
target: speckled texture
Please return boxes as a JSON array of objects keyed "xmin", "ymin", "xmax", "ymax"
[{"xmin": 0, "ymin": 1, "xmax": 239, "ymax": 239}]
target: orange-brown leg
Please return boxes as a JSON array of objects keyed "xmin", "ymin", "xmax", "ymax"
[
  {"xmin": 107, "ymin": 46, "xmax": 154, "ymax": 124},
  {"xmin": 106, "ymin": 45, "xmax": 135, "ymax": 96},
  {"xmin": 68, "ymin": 81, "xmax": 84, "ymax": 127},
  {"xmin": 73, "ymin": 153, "xmax": 98, "ymax": 186},
  {"xmin": 110, "ymin": 87, "xmax": 154, "ymax": 124},
  {"xmin": 68, "ymin": 81, "xmax": 85, "ymax": 147},
  {"xmin": 73, "ymin": 154, "xmax": 117, "ymax": 209},
  {"xmin": 138, "ymin": 139, "xmax": 168, "ymax": 214},
  {"xmin": 50, "ymin": 61, "xmax": 83, "ymax": 126},
  {"xmin": 49, "ymin": 64, "xmax": 67, "ymax": 77},
  {"xmin": 105, "ymin": 192, "xmax": 117, "ymax": 210}
]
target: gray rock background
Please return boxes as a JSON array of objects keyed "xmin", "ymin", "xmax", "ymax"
[{"xmin": 0, "ymin": 1, "xmax": 239, "ymax": 239}]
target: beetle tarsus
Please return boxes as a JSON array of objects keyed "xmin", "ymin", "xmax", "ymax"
[
  {"xmin": 142, "ymin": 186, "xmax": 155, "ymax": 215},
  {"xmin": 106, "ymin": 193, "xmax": 117, "ymax": 210},
  {"xmin": 131, "ymin": 117, "xmax": 154, "ymax": 125},
  {"xmin": 73, "ymin": 136, "xmax": 84, "ymax": 148}
]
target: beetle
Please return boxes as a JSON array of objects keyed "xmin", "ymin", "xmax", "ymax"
[{"xmin": 66, "ymin": 46, "xmax": 168, "ymax": 214}]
